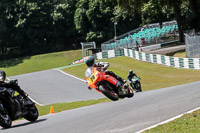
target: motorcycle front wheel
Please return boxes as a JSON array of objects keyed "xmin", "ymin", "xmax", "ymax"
[
  {"xmin": 136, "ymin": 82, "xmax": 142, "ymax": 92},
  {"xmin": 0, "ymin": 109, "xmax": 12, "ymax": 128},
  {"xmin": 24, "ymin": 104, "xmax": 39, "ymax": 122},
  {"xmin": 99, "ymin": 85, "xmax": 119, "ymax": 101}
]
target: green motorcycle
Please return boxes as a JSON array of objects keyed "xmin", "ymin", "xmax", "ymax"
[{"xmin": 130, "ymin": 76, "xmax": 142, "ymax": 92}]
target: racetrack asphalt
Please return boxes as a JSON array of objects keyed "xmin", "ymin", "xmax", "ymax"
[
  {"xmin": 1, "ymin": 81, "xmax": 200, "ymax": 133},
  {"xmin": 10, "ymin": 69, "xmax": 105, "ymax": 105}
]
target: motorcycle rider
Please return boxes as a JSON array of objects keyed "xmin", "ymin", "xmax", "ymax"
[
  {"xmin": 127, "ymin": 70, "xmax": 140, "ymax": 90},
  {"xmin": 84, "ymin": 56, "xmax": 126, "ymax": 90},
  {"xmin": 0, "ymin": 70, "xmax": 28, "ymax": 100}
]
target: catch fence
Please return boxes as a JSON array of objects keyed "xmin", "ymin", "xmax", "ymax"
[{"xmin": 185, "ymin": 34, "xmax": 200, "ymax": 58}]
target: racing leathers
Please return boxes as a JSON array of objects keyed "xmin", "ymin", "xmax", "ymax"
[{"xmin": 0, "ymin": 79, "xmax": 28, "ymax": 98}]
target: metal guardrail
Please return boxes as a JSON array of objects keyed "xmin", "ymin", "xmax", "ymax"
[{"xmin": 185, "ymin": 34, "xmax": 200, "ymax": 58}]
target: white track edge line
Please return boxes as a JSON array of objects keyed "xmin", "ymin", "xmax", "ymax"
[
  {"xmin": 26, "ymin": 69, "xmax": 86, "ymax": 106},
  {"xmin": 55, "ymin": 69, "xmax": 86, "ymax": 82},
  {"xmin": 136, "ymin": 106, "xmax": 200, "ymax": 133},
  {"xmin": 7, "ymin": 78, "xmax": 44, "ymax": 106},
  {"xmin": 28, "ymin": 96, "xmax": 44, "ymax": 106}
]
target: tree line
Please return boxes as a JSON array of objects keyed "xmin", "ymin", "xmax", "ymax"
[
  {"xmin": 112, "ymin": 0, "xmax": 200, "ymax": 43},
  {"xmin": 0, "ymin": 0, "xmax": 199, "ymax": 59}
]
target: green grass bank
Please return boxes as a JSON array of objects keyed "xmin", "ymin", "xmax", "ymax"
[{"xmin": 144, "ymin": 109, "xmax": 200, "ymax": 133}]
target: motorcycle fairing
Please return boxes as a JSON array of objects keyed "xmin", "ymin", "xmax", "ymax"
[
  {"xmin": 0, "ymin": 87, "xmax": 22, "ymax": 119},
  {"xmin": 86, "ymin": 67, "xmax": 118, "ymax": 90}
]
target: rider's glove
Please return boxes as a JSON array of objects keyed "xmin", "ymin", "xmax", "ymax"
[
  {"xmin": 19, "ymin": 90, "xmax": 28, "ymax": 98},
  {"xmin": 8, "ymin": 79, "xmax": 18, "ymax": 86}
]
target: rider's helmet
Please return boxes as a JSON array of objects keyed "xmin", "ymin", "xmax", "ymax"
[
  {"xmin": 84, "ymin": 56, "xmax": 95, "ymax": 67},
  {"xmin": 0, "ymin": 70, "xmax": 6, "ymax": 82},
  {"xmin": 129, "ymin": 70, "xmax": 133, "ymax": 75}
]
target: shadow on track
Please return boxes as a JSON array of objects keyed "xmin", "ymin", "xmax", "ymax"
[
  {"xmin": 0, "ymin": 56, "xmax": 30, "ymax": 68},
  {"xmin": 0, "ymin": 118, "xmax": 47, "ymax": 130}
]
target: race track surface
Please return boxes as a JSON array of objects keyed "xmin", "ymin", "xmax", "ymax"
[
  {"xmin": 10, "ymin": 69, "xmax": 104, "ymax": 105},
  {"xmin": 1, "ymin": 81, "xmax": 200, "ymax": 133}
]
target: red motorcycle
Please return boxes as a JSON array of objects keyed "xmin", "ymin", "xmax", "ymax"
[{"xmin": 85, "ymin": 67, "xmax": 134, "ymax": 101}]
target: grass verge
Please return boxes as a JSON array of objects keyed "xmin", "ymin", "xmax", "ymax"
[
  {"xmin": 36, "ymin": 98, "xmax": 111, "ymax": 116},
  {"xmin": 168, "ymin": 50, "xmax": 186, "ymax": 58},
  {"xmin": 173, "ymin": 51, "xmax": 186, "ymax": 58},
  {"xmin": 144, "ymin": 109, "xmax": 200, "ymax": 133}
]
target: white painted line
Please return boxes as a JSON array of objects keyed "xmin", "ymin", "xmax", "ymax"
[
  {"xmin": 7, "ymin": 77, "xmax": 44, "ymax": 106},
  {"xmin": 55, "ymin": 69, "xmax": 86, "ymax": 83},
  {"xmin": 28, "ymin": 96, "xmax": 44, "ymax": 106},
  {"xmin": 136, "ymin": 106, "xmax": 200, "ymax": 133}
]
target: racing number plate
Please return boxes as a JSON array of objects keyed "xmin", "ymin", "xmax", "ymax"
[{"xmin": 89, "ymin": 74, "xmax": 97, "ymax": 83}]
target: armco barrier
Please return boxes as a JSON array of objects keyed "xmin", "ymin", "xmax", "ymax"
[
  {"xmin": 124, "ymin": 48, "xmax": 200, "ymax": 70},
  {"xmin": 71, "ymin": 49, "xmax": 124, "ymax": 64},
  {"xmin": 96, "ymin": 49, "xmax": 124, "ymax": 59},
  {"xmin": 72, "ymin": 49, "xmax": 200, "ymax": 70}
]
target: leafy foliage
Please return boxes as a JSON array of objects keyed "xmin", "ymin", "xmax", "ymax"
[
  {"xmin": 115, "ymin": 0, "xmax": 200, "ymax": 42},
  {"xmin": 0, "ymin": 0, "xmax": 199, "ymax": 59},
  {"xmin": 0, "ymin": 0, "xmax": 78, "ymax": 59},
  {"xmin": 141, "ymin": 0, "xmax": 174, "ymax": 25}
]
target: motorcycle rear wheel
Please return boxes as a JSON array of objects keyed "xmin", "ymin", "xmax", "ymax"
[
  {"xmin": 0, "ymin": 109, "xmax": 12, "ymax": 128},
  {"xmin": 99, "ymin": 86, "xmax": 119, "ymax": 101},
  {"xmin": 24, "ymin": 104, "xmax": 39, "ymax": 122}
]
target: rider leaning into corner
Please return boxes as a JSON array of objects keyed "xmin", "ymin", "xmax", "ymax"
[
  {"xmin": 127, "ymin": 70, "xmax": 140, "ymax": 88},
  {"xmin": 127, "ymin": 70, "xmax": 139, "ymax": 82},
  {"xmin": 84, "ymin": 56, "xmax": 126, "ymax": 90},
  {"xmin": 0, "ymin": 70, "xmax": 28, "ymax": 99}
]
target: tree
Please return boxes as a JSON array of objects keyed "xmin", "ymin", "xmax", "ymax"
[
  {"xmin": 74, "ymin": 0, "xmax": 89, "ymax": 35},
  {"xmin": 75, "ymin": 0, "xmax": 141, "ymax": 46},
  {"xmin": 112, "ymin": 0, "xmax": 185, "ymax": 43},
  {"xmin": 50, "ymin": 0, "xmax": 78, "ymax": 49},
  {"xmin": 85, "ymin": 0, "xmax": 117, "ymax": 43},
  {"xmin": 0, "ymin": 0, "xmax": 19, "ymax": 58},
  {"xmin": 171, "ymin": 1, "xmax": 184, "ymax": 42},
  {"xmin": 15, "ymin": 0, "xmax": 78, "ymax": 55},
  {"xmin": 141, "ymin": 0, "xmax": 174, "ymax": 25},
  {"xmin": 74, "ymin": 0, "xmax": 116, "ymax": 44},
  {"xmin": 188, "ymin": 0, "xmax": 200, "ymax": 32}
]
